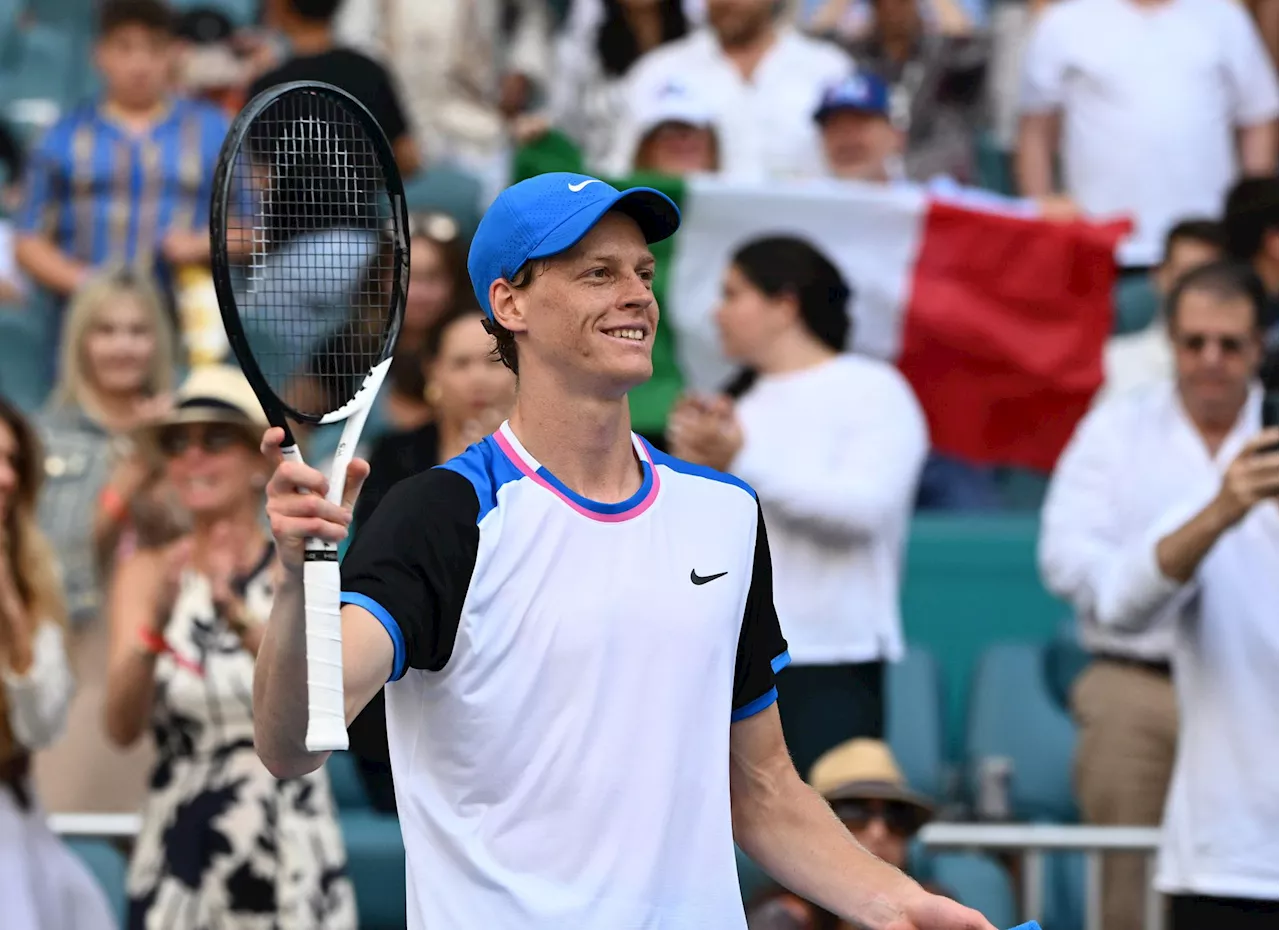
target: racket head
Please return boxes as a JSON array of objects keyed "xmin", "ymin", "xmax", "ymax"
[{"xmin": 210, "ymin": 80, "xmax": 409, "ymax": 429}]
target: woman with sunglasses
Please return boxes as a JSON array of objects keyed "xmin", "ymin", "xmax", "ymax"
[
  {"xmin": 745, "ymin": 740, "xmax": 953, "ymax": 930},
  {"xmin": 103, "ymin": 366, "xmax": 355, "ymax": 930},
  {"xmin": 0, "ymin": 396, "xmax": 118, "ymax": 930},
  {"xmin": 33, "ymin": 267, "xmax": 178, "ymax": 816}
]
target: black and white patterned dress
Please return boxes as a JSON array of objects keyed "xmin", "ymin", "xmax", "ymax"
[{"xmin": 126, "ymin": 545, "xmax": 356, "ymax": 930}]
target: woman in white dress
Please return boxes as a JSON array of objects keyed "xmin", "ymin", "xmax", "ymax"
[{"xmin": 0, "ymin": 395, "xmax": 119, "ymax": 930}]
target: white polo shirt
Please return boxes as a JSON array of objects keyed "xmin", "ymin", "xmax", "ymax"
[
  {"xmin": 730, "ymin": 355, "xmax": 928, "ymax": 665},
  {"xmin": 1039, "ymin": 381, "xmax": 1279, "ymax": 897},
  {"xmin": 341, "ymin": 422, "xmax": 790, "ymax": 929},
  {"xmin": 606, "ymin": 26, "xmax": 853, "ymax": 180},
  {"xmin": 1020, "ymin": 0, "xmax": 1278, "ymax": 267}
]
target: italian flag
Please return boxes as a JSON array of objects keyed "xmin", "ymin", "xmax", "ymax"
[{"xmin": 514, "ymin": 136, "xmax": 1128, "ymax": 471}]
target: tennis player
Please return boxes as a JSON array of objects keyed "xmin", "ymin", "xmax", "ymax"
[{"xmin": 253, "ymin": 173, "xmax": 997, "ymax": 930}]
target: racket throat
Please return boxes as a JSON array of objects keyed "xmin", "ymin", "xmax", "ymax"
[{"xmin": 304, "ymin": 548, "xmax": 339, "ymax": 561}]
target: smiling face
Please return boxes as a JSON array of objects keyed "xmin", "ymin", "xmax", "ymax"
[
  {"xmin": 492, "ymin": 211, "xmax": 658, "ymax": 398},
  {"xmin": 159, "ymin": 421, "xmax": 265, "ymax": 518},
  {"xmin": 1170, "ymin": 288, "xmax": 1262, "ymax": 427},
  {"xmin": 83, "ymin": 294, "xmax": 158, "ymax": 398},
  {"xmin": 427, "ymin": 314, "xmax": 516, "ymax": 428}
]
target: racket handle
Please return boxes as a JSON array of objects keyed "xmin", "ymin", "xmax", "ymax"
[{"xmin": 303, "ymin": 546, "xmax": 348, "ymax": 752}]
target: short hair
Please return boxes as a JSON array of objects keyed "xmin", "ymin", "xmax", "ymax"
[
  {"xmin": 483, "ymin": 261, "xmax": 545, "ymax": 376},
  {"xmin": 1222, "ymin": 176, "xmax": 1279, "ymax": 262},
  {"xmin": 286, "ymin": 0, "xmax": 345, "ymax": 22},
  {"xmin": 1162, "ymin": 219, "xmax": 1224, "ymax": 263},
  {"xmin": 99, "ymin": 0, "xmax": 176, "ymax": 37},
  {"xmin": 1166, "ymin": 259, "xmax": 1268, "ymax": 331}
]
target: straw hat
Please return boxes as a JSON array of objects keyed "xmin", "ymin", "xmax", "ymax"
[
  {"xmin": 808, "ymin": 739, "xmax": 935, "ymax": 821},
  {"xmin": 137, "ymin": 364, "xmax": 268, "ymax": 448}
]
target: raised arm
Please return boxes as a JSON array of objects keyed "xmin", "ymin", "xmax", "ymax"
[
  {"xmin": 252, "ymin": 427, "xmax": 390, "ymax": 779},
  {"xmin": 1014, "ymin": 9, "xmax": 1068, "ymax": 198}
]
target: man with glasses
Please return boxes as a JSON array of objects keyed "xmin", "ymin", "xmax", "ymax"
[{"xmin": 1039, "ymin": 260, "xmax": 1279, "ymax": 930}]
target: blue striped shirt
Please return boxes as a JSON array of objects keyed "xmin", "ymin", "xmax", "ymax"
[{"xmin": 18, "ymin": 97, "xmax": 229, "ymax": 275}]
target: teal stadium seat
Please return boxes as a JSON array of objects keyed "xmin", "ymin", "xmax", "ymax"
[
  {"xmin": 0, "ymin": 21, "xmax": 87, "ymax": 113},
  {"xmin": 326, "ymin": 751, "xmax": 371, "ymax": 810},
  {"xmin": 965, "ymin": 642, "xmax": 1077, "ymax": 822},
  {"xmin": 340, "ymin": 811, "xmax": 408, "ymax": 930},
  {"xmin": 1112, "ymin": 273, "xmax": 1161, "ymax": 336},
  {"xmin": 927, "ymin": 852, "xmax": 1017, "ymax": 927},
  {"xmin": 885, "ymin": 645, "xmax": 945, "ymax": 801},
  {"xmin": 402, "ymin": 166, "xmax": 483, "ymax": 241},
  {"xmin": 170, "ymin": 0, "xmax": 261, "ymax": 26},
  {"xmin": 973, "ymin": 131, "xmax": 1014, "ymax": 197},
  {"xmin": 66, "ymin": 837, "xmax": 129, "ymax": 925},
  {"xmin": 0, "ymin": 302, "xmax": 54, "ymax": 413}
]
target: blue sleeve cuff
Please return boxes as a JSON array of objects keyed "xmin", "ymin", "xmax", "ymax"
[
  {"xmin": 771, "ymin": 649, "xmax": 791, "ymax": 674},
  {"xmin": 731, "ymin": 686, "xmax": 778, "ymax": 723},
  {"xmin": 341, "ymin": 591, "xmax": 406, "ymax": 682}
]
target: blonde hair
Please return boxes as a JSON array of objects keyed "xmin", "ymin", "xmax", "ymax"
[{"xmin": 52, "ymin": 267, "xmax": 176, "ymax": 416}]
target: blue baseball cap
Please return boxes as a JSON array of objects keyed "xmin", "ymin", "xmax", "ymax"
[
  {"xmin": 467, "ymin": 172, "xmax": 682, "ymax": 317},
  {"xmin": 813, "ymin": 72, "xmax": 891, "ymax": 122}
]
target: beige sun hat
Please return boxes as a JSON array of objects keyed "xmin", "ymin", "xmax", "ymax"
[
  {"xmin": 808, "ymin": 739, "xmax": 935, "ymax": 824},
  {"xmin": 136, "ymin": 364, "xmax": 269, "ymax": 451}
]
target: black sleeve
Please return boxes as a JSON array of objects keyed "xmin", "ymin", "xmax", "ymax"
[
  {"xmin": 731, "ymin": 503, "xmax": 789, "ymax": 721},
  {"xmin": 341, "ymin": 467, "xmax": 480, "ymax": 678},
  {"xmin": 352, "ymin": 425, "xmax": 440, "ymax": 531},
  {"xmin": 368, "ymin": 60, "xmax": 410, "ymax": 146}
]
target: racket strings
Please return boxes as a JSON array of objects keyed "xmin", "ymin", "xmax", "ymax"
[{"xmin": 230, "ymin": 88, "xmax": 397, "ymax": 420}]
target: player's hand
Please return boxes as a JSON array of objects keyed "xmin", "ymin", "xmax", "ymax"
[
  {"xmin": 1214, "ymin": 429, "xmax": 1280, "ymax": 526},
  {"xmin": 260, "ymin": 427, "xmax": 369, "ymax": 573},
  {"xmin": 889, "ymin": 889, "xmax": 997, "ymax": 930}
]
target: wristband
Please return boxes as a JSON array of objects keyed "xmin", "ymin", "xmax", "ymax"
[{"xmin": 138, "ymin": 628, "xmax": 168, "ymax": 656}]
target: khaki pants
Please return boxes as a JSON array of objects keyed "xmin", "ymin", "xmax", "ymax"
[{"xmin": 1072, "ymin": 660, "xmax": 1178, "ymax": 930}]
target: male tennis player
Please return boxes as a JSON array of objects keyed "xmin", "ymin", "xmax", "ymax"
[{"xmin": 254, "ymin": 173, "xmax": 997, "ymax": 930}]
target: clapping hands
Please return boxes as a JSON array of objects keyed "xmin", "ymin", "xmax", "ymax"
[{"xmin": 666, "ymin": 393, "xmax": 744, "ymax": 473}]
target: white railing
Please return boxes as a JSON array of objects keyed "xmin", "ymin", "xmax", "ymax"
[
  {"xmin": 49, "ymin": 812, "xmax": 141, "ymax": 839},
  {"xmin": 920, "ymin": 822, "xmax": 1164, "ymax": 930}
]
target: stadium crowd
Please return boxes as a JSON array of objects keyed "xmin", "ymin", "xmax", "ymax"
[{"xmin": 0, "ymin": 0, "xmax": 1275, "ymax": 927}]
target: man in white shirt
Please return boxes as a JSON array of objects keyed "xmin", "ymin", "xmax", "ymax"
[
  {"xmin": 1015, "ymin": 0, "xmax": 1278, "ymax": 270},
  {"xmin": 607, "ymin": 0, "xmax": 853, "ymax": 180},
  {"xmin": 1040, "ymin": 260, "xmax": 1279, "ymax": 930}
]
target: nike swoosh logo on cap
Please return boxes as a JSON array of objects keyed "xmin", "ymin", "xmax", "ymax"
[{"xmin": 568, "ymin": 179, "xmax": 602, "ymax": 192}]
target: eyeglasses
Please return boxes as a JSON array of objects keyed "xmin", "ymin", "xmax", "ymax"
[
  {"xmin": 157, "ymin": 423, "xmax": 249, "ymax": 458},
  {"xmin": 831, "ymin": 798, "xmax": 921, "ymax": 838},
  {"xmin": 1174, "ymin": 332, "xmax": 1250, "ymax": 356},
  {"xmin": 406, "ymin": 211, "xmax": 459, "ymax": 243}
]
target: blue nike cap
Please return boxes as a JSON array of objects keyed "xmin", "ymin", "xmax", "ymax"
[{"xmin": 467, "ymin": 172, "xmax": 682, "ymax": 318}]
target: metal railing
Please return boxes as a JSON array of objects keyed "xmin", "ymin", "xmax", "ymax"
[{"xmin": 920, "ymin": 822, "xmax": 1164, "ymax": 930}]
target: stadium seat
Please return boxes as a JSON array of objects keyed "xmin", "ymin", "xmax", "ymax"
[
  {"xmin": 927, "ymin": 851, "xmax": 1017, "ymax": 928},
  {"xmin": 735, "ymin": 846, "xmax": 773, "ymax": 906},
  {"xmin": 973, "ymin": 131, "xmax": 1014, "ymax": 197},
  {"xmin": 965, "ymin": 642, "xmax": 1077, "ymax": 822},
  {"xmin": 401, "ymin": 166, "xmax": 484, "ymax": 241},
  {"xmin": 327, "ymin": 751, "xmax": 371, "ymax": 810},
  {"xmin": 65, "ymin": 837, "xmax": 128, "ymax": 924},
  {"xmin": 0, "ymin": 22, "xmax": 88, "ymax": 112},
  {"xmin": 885, "ymin": 645, "xmax": 945, "ymax": 801},
  {"xmin": 340, "ymin": 811, "xmax": 407, "ymax": 930},
  {"xmin": 0, "ymin": 302, "xmax": 54, "ymax": 413},
  {"xmin": 1112, "ymin": 273, "xmax": 1160, "ymax": 336},
  {"xmin": 1043, "ymin": 617, "xmax": 1090, "ymax": 713},
  {"xmin": 1043, "ymin": 850, "xmax": 1086, "ymax": 930}
]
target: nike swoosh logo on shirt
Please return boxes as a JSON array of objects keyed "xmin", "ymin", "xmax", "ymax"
[
  {"xmin": 568, "ymin": 179, "xmax": 602, "ymax": 192},
  {"xmin": 690, "ymin": 569, "xmax": 728, "ymax": 585}
]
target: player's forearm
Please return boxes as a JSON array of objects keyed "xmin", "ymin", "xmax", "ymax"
[
  {"xmin": 254, "ymin": 569, "xmax": 329, "ymax": 778},
  {"xmin": 14, "ymin": 235, "xmax": 89, "ymax": 296},
  {"xmin": 732, "ymin": 765, "xmax": 921, "ymax": 929}
]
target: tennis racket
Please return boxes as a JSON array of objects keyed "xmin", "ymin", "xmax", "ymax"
[{"xmin": 210, "ymin": 81, "xmax": 409, "ymax": 752}]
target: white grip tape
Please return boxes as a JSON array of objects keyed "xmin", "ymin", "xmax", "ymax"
[{"xmin": 303, "ymin": 557, "xmax": 348, "ymax": 752}]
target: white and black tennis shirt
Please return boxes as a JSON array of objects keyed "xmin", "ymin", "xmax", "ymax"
[{"xmin": 340, "ymin": 421, "xmax": 791, "ymax": 929}]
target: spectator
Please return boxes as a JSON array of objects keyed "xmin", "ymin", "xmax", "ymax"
[
  {"xmin": 608, "ymin": 0, "xmax": 853, "ymax": 181},
  {"xmin": 1222, "ymin": 175, "xmax": 1279, "ymax": 333},
  {"xmin": 630, "ymin": 82, "xmax": 721, "ymax": 175},
  {"xmin": 175, "ymin": 7, "xmax": 254, "ymax": 115},
  {"xmin": 32, "ymin": 268, "xmax": 176, "ymax": 816},
  {"xmin": 335, "ymin": 0, "xmax": 550, "ymax": 202},
  {"xmin": 347, "ymin": 301, "xmax": 516, "ymax": 812},
  {"xmin": 1100, "ymin": 219, "xmax": 1224, "ymax": 403},
  {"xmin": 815, "ymin": 72, "xmax": 903, "ymax": 183},
  {"xmin": 15, "ymin": 0, "xmax": 229, "ymax": 310},
  {"xmin": 822, "ymin": 0, "xmax": 988, "ymax": 184},
  {"xmin": 103, "ymin": 366, "xmax": 355, "ymax": 928},
  {"xmin": 252, "ymin": 0, "xmax": 420, "ymax": 177},
  {"xmin": 379, "ymin": 213, "xmax": 470, "ymax": 435},
  {"xmin": 544, "ymin": 0, "xmax": 691, "ymax": 171},
  {"xmin": 1039, "ymin": 261, "xmax": 1277, "ymax": 930},
  {"xmin": 746, "ymin": 739, "xmax": 943, "ymax": 929},
  {"xmin": 0, "ymin": 397, "xmax": 118, "ymax": 930},
  {"xmin": 667, "ymin": 236, "xmax": 927, "ymax": 775},
  {"xmin": 1015, "ymin": 0, "xmax": 1278, "ymax": 272}
]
